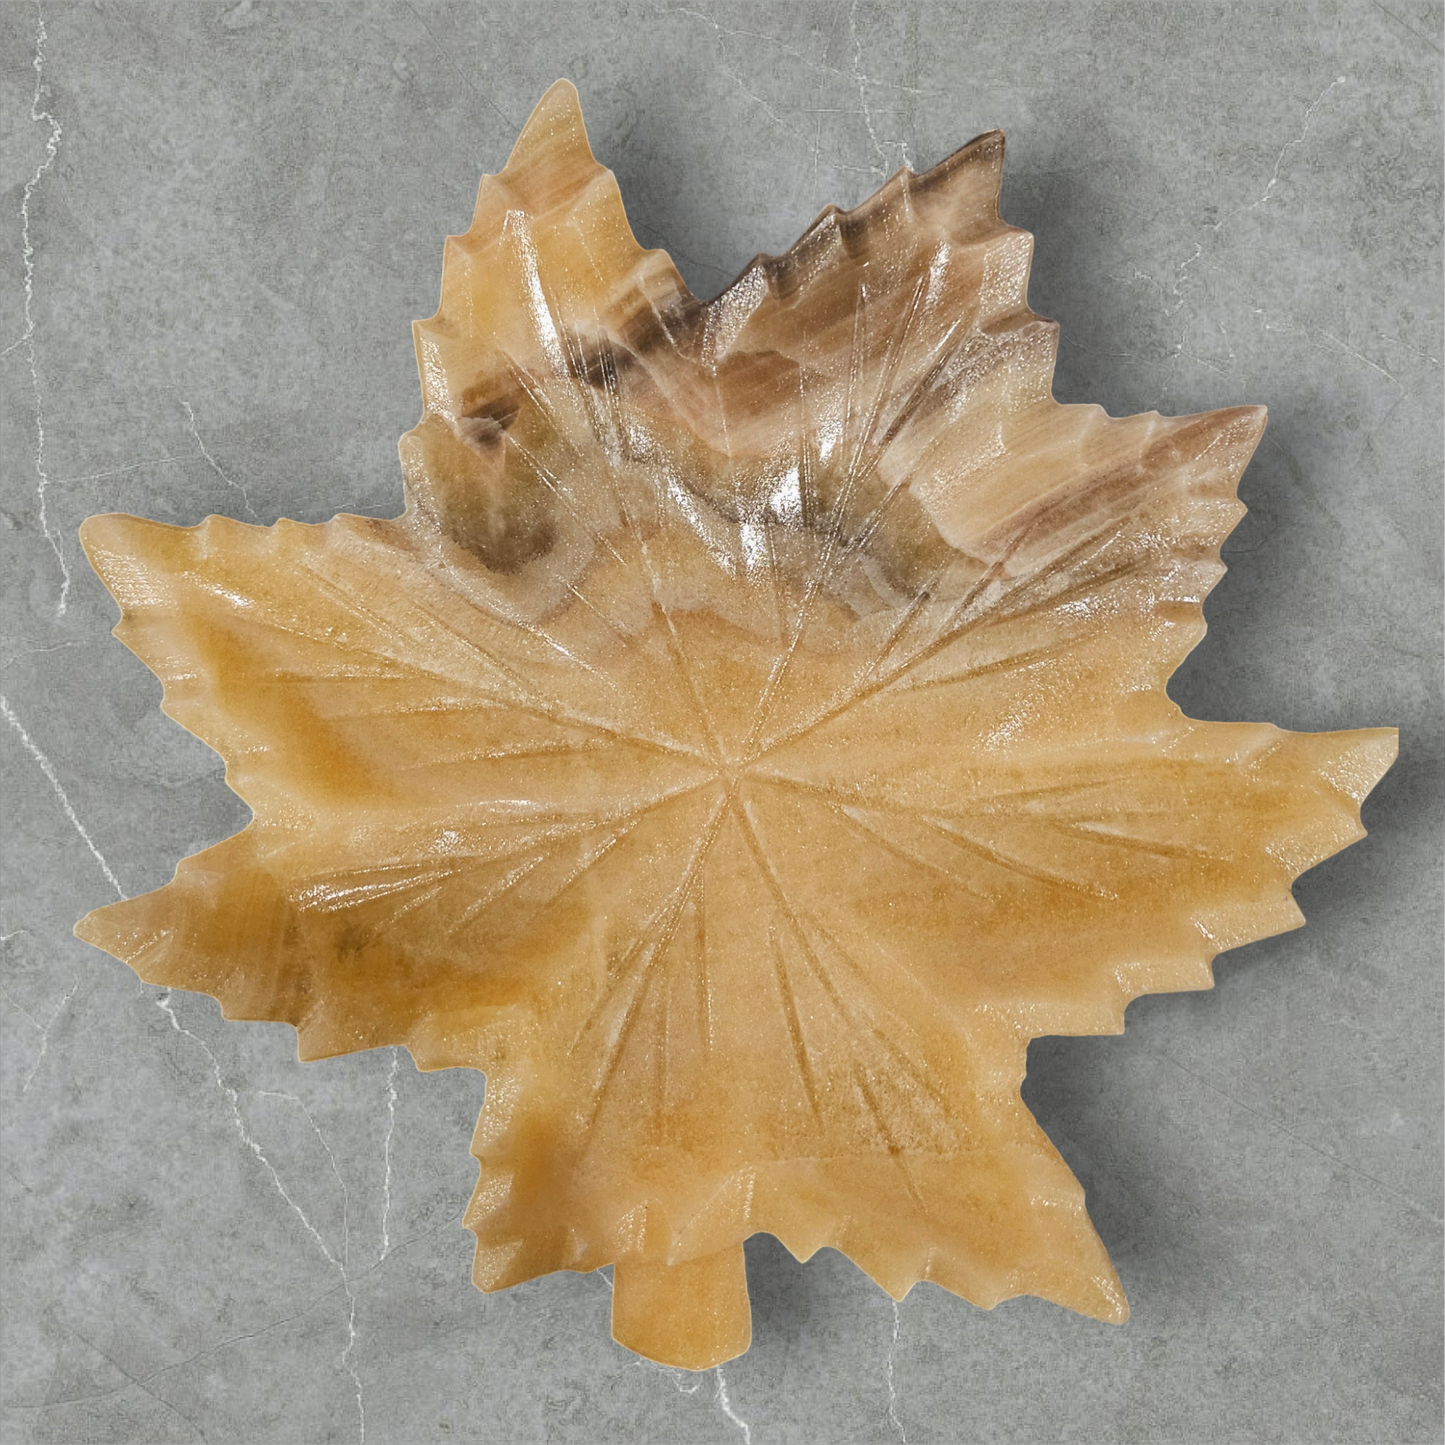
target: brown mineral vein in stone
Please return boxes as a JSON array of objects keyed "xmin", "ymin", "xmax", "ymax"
[{"xmin": 75, "ymin": 80, "xmax": 1397, "ymax": 1371}]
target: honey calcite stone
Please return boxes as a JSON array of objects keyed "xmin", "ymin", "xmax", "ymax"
[{"xmin": 75, "ymin": 81, "xmax": 1397, "ymax": 1371}]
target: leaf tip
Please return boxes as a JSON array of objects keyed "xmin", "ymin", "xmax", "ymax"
[{"xmin": 503, "ymin": 77, "xmax": 596, "ymax": 184}]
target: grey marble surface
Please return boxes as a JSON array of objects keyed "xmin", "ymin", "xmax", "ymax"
[{"xmin": 2, "ymin": 3, "xmax": 1441, "ymax": 1442}]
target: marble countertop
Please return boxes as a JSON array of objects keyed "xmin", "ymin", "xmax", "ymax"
[{"xmin": 2, "ymin": 3, "xmax": 1440, "ymax": 1441}]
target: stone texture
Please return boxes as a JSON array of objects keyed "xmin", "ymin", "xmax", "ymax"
[{"xmin": 2, "ymin": 3, "xmax": 1440, "ymax": 1442}]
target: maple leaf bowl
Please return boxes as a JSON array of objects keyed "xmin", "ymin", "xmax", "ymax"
[{"xmin": 74, "ymin": 80, "xmax": 1396, "ymax": 1372}]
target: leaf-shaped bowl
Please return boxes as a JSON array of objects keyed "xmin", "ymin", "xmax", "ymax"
[{"xmin": 76, "ymin": 80, "xmax": 1396, "ymax": 1371}]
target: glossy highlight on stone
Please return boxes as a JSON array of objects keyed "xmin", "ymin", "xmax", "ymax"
[{"xmin": 74, "ymin": 80, "xmax": 1397, "ymax": 1371}]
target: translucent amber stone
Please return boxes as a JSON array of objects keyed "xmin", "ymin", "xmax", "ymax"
[{"xmin": 76, "ymin": 81, "xmax": 1396, "ymax": 1369}]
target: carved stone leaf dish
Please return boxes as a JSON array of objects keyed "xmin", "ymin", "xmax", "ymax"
[{"xmin": 75, "ymin": 81, "xmax": 1397, "ymax": 1370}]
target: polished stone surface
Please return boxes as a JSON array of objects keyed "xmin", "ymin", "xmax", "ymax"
[{"xmin": 2, "ymin": 3, "xmax": 1440, "ymax": 1442}]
